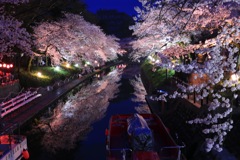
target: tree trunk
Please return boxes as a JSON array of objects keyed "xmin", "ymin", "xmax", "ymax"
[
  {"xmin": 16, "ymin": 53, "xmax": 21, "ymax": 75},
  {"xmin": 27, "ymin": 56, "xmax": 33, "ymax": 72},
  {"xmin": 46, "ymin": 56, "xmax": 49, "ymax": 66}
]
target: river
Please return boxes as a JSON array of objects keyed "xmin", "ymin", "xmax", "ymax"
[{"xmin": 26, "ymin": 63, "xmax": 150, "ymax": 160}]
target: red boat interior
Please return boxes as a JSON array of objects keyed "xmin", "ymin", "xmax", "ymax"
[{"xmin": 106, "ymin": 114, "xmax": 180, "ymax": 160}]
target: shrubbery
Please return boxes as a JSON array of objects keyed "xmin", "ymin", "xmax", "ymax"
[{"xmin": 141, "ymin": 60, "xmax": 175, "ymax": 90}]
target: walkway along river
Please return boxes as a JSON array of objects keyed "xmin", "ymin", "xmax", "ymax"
[{"xmin": 24, "ymin": 63, "xmax": 149, "ymax": 160}]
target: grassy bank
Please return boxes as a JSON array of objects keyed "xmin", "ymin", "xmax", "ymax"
[
  {"xmin": 18, "ymin": 65, "xmax": 82, "ymax": 88},
  {"xmin": 141, "ymin": 60, "xmax": 175, "ymax": 92}
]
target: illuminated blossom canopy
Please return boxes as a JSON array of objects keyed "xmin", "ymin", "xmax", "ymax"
[
  {"xmin": 34, "ymin": 13, "xmax": 121, "ymax": 66},
  {"xmin": 131, "ymin": 0, "xmax": 240, "ymax": 153},
  {"xmin": 0, "ymin": 0, "xmax": 32, "ymax": 59},
  {"xmin": 130, "ymin": 0, "xmax": 237, "ymax": 60}
]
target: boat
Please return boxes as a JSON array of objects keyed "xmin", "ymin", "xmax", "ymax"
[
  {"xmin": 0, "ymin": 134, "xmax": 29, "ymax": 160},
  {"xmin": 105, "ymin": 113, "xmax": 184, "ymax": 160}
]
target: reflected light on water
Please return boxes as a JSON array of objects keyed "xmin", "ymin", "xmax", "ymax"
[
  {"xmin": 34, "ymin": 69, "xmax": 122, "ymax": 153},
  {"xmin": 130, "ymin": 74, "xmax": 150, "ymax": 114}
]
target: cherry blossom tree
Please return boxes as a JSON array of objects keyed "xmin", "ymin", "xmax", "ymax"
[
  {"xmin": 131, "ymin": 0, "xmax": 240, "ymax": 153},
  {"xmin": 33, "ymin": 13, "xmax": 121, "ymax": 67},
  {"xmin": 130, "ymin": 0, "xmax": 234, "ymax": 60},
  {"xmin": 0, "ymin": 0, "xmax": 32, "ymax": 59},
  {"xmin": 171, "ymin": 19, "xmax": 240, "ymax": 152}
]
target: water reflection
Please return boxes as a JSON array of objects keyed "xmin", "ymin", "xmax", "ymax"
[
  {"xmin": 27, "ymin": 63, "xmax": 152, "ymax": 160},
  {"xmin": 31, "ymin": 69, "xmax": 122, "ymax": 153},
  {"xmin": 74, "ymin": 64, "xmax": 148, "ymax": 160},
  {"xmin": 130, "ymin": 74, "xmax": 150, "ymax": 114}
]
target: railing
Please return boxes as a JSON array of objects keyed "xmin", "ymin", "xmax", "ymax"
[
  {"xmin": 0, "ymin": 91, "xmax": 28, "ymax": 107},
  {"xmin": 172, "ymin": 76, "xmax": 209, "ymax": 108},
  {"xmin": 0, "ymin": 72, "xmax": 88, "ymax": 119},
  {"xmin": 172, "ymin": 76, "xmax": 188, "ymax": 87},
  {"xmin": 0, "ymin": 90, "xmax": 42, "ymax": 118}
]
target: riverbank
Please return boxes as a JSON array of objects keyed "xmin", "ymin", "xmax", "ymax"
[{"xmin": 0, "ymin": 62, "xmax": 122, "ymax": 135}]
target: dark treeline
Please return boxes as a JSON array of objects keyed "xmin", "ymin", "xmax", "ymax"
[{"xmin": 8, "ymin": 0, "xmax": 134, "ymax": 38}]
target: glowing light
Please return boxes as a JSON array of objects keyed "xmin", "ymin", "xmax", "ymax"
[
  {"xmin": 37, "ymin": 72, "xmax": 42, "ymax": 77},
  {"xmin": 66, "ymin": 63, "xmax": 70, "ymax": 68},
  {"xmin": 74, "ymin": 64, "xmax": 79, "ymax": 67},
  {"xmin": 86, "ymin": 61, "xmax": 90, "ymax": 65},
  {"xmin": 208, "ymin": 55, "xmax": 212, "ymax": 59},
  {"xmin": 0, "ymin": 63, "xmax": 13, "ymax": 68},
  {"xmin": 231, "ymin": 74, "xmax": 239, "ymax": 82},
  {"xmin": 55, "ymin": 66, "xmax": 60, "ymax": 71},
  {"xmin": 147, "ymin": 55, "xmax": 156, "ymax": 62}
]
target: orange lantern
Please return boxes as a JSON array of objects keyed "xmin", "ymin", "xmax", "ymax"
[{"xmin": 22, "ymin": 149, "xmax": 30, "ymax": 159}]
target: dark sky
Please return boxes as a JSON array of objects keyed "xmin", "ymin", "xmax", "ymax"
[{"xmin": 83, "ymin": 0, "xmax": 141, "ymax": 16}]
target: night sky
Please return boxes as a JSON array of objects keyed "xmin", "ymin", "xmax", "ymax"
[{"xmin": 83, "ymin": 0, "xmax": 141, "ymax": 16}]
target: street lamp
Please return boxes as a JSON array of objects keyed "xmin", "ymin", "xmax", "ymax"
[
  {"xmin": 37, "ymin": 72, "xmax": 42, "ymax": 77},
  {"xmin": 231, "ymin": 74, "xmax": 239, "ymax": 82},
  {"xmin": 66, "ymin": 63, "xmax": 70, "ymax": 68},
  {"xmin": 55, "ymin": 66, "xmax": 60, "ymax": 71}
]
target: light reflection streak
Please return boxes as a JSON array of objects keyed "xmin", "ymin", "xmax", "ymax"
[{"xmin": 130, "ymin": 74, "xmax": 150, "ymax": 114}]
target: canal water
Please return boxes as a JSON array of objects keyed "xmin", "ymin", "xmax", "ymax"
[{"xmin": 27, "ymin": 63, "xmax": 150, "ymax": 160}]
